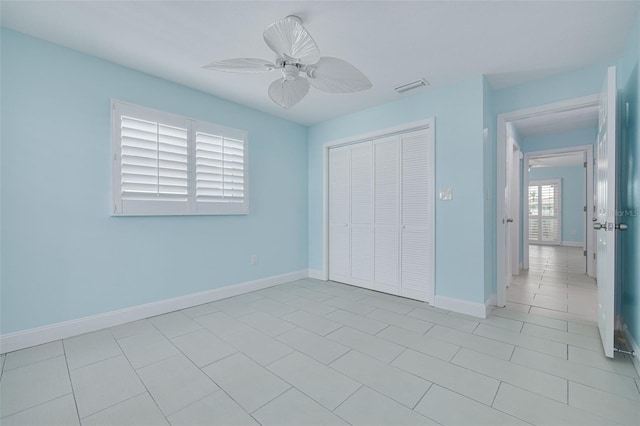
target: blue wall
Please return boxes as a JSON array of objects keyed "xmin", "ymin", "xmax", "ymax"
[
  {"xmin": 494, "ymin": 62, "xmax": 610, "ymax": 116},
  {"xmin": 520, "ymin": 128, "xmax": 597, "ymax": 153},
  {"xmin": 616, "ymin": 12, "xmax": 640, "ymax": 346},
  {"xmin": 0, "ymin": 30, "xmax": 309, "ymax": 334},
  {"xmin": 529, "ymin": 166, "xmax": 586, "ymax": 244},
  {"xmin": 308, "ymin": 77, "xmax": 488, "ymax": 304}
]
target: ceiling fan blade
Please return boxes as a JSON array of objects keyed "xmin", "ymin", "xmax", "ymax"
[
  {"xmin": 263, "ymin": 16, "xmax": 320, "ymax": 64},
  {"xmin": 307, "ymin": 57, "xmax": 372, "ymax": 93},
  {"xmin": 268, "ymin": 77, "xmax": 310, "ymax": 109},
  {"xmin": 203, "ymin": 58, "xmax": 275, "ymax": 73}
]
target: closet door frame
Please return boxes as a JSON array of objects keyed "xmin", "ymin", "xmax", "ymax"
[{"xmin": 322, "ymin": 118, "xmax": 435, "ymax": 304}]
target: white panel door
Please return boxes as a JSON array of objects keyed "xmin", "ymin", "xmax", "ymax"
[
  {"xmin": 350, "ymin": 141, "xmax": 374, "ymax": 288},
  {"xmin": 329, "ymin": 146, "xmax": 351, "ymax": 283},
  {"xmin": 374, "ymin": 136, "xmax": 400, "ymax": 295},
  {"xmin": 400, "ymin": 129, "xmax": 434, "ymax": 302},
  {"xmin": 595, "ymin": 66, "xmax": 617, "ymax": 358}
]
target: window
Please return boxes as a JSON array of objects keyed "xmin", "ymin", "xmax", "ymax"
[
  {"xmin": 111, "ymin": 100, "xmax": 248, "ymax": 216},
  {"xmin": 528, "ymin": 179, "xmax": 561, "ymax": 244}
]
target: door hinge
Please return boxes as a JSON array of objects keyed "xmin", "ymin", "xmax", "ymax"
[
  {"xmin": 584, "ymin": 206, "xmax": 587, "ymax": 212},
  {"xmin": 583, "ymin": 250, "xmax": 587, "ymax": 256},
  {"xmin": 593, "ymin": 253, "xmax": 597, "ymax": 260},
  {"xmin": 584, "ymin": 161, "xmax": 587, "ymax": 168}
]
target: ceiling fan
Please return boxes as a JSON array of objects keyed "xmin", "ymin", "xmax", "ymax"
[{"xmin": 203, "ymin": 15, "xmax": 372, "ymax": 109}]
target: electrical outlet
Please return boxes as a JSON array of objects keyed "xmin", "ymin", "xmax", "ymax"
[
  {"xmin": 439, "ymin": 188, "xmax": 453, "ymax": 201},
  {"xmin": 251, "ymin": 255, "xmax": 258, "ymax": 265}
]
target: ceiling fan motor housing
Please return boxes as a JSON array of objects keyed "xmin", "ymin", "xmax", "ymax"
[{"xmin": 282, "ymin": 64, "xmax": 300, "ymax": 81}]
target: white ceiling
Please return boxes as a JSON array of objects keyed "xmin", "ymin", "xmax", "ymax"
[
  {"xmin": 2, "ymin": 1, "xmax": 638, "ymax": 126},
  {"xmin": 513, "ymin": 105, "xmax": 599, "ymax": 138},
  {"xmin": 530, "ymin": 151, "xmax": 585, "ymax": 168}
]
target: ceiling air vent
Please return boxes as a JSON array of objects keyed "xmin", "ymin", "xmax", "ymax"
[{"xmin": 394, "ymin": 78, "xmax": 429, "ymax": 93}]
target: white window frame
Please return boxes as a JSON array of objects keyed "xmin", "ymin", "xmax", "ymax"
[
  {"xmin": 111, "ymin": 100, "xmax": 248, "ymax": 216},
  {"xmin": 528, "ymin": 178, "xmax": 562, "ymax": 245}
]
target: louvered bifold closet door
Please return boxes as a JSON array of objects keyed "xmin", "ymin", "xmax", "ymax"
[
  {"xmin": 350, "ymin": 142, "xmax": 374, "ymax": 289},
  {"xmin": 374, "ymin": 136, "xmax": 401, "ymax": 295},
  {"xmin": 120, "ymin": 115, "xmax": 189, "ymax": 214},
  {"xmin": 329, "ymin": 146, "xmax": 351, "ymax": 283},
  {"xmin": 400, "ymin": 129, "xmax": 433, "ymax": 302}
]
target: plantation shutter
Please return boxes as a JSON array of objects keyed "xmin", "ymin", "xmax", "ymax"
[
  {"xmin": 120, "ymin": 116, "xmax": 188, "ymax": 200},
  {"xmin": 193, "ymin": 121, "xmax": 248, "ymax": 215},
  {"xmin": 539, "ymin": 183, "xmax": 561, "ymax": 242},
  {"xmin": 112, "ymin": 100, "xmax": 248, "ymax": 216},
  {"xmin": 528, "ymin": 180, "xmax": 561, "ymax": 244}
]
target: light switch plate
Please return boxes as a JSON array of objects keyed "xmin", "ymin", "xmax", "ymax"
[{"xmin": 439, "ymin": 188, "xmax": 453, "ymax": 201}]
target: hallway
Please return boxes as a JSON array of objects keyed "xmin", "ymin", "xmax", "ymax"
[{"xmin": 507, "ymin": 246, "xmax": 597, "ymax": 324}]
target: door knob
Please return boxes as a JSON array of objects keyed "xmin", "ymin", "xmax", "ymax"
[
  {"xmin": 616, "ymin": 223, "xmax": 628, "ymax": 231},
  {"xmin": 593, "ymin": 222, "xmax": 605, "ymax": 230}
]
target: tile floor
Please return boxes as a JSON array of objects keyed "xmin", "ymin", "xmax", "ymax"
[
  {"xmin": 507, "ymin": 245, "xmax": 598, "ymax": 324},
  {"xmin": 1, "ymin": 266, "xmax": 639, "ymax": 424}
]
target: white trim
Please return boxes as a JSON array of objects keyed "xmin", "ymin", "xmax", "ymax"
[
  {"xmin": 322, "ymin": 118, "xmax": 436, "ymax": 149},
  {"xmin": 623, "ymin": 324, "xmax": 640, "ymax": 377},
  {"xmin": 0, "ymin": 270, "xmax": 307, "ymax": 354},
  {"xmin": 322, "ymin": 118, "xmax": 436, "ymax": 305},
  {"xmin": 497, "ymin": 95, "xmax": 598, "ymax": 307},
  {"xmin": 561, "ymin": 241, "xmax": 584, "ymax": 247},
  {"xmin": 308, "ymin": 269, "xmax": 325, "ymax": 280},
  {"xmin": 434, "ymin": 295, "xmax": 487, "ymax": 319}
]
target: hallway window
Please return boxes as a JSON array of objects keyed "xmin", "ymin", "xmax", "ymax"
[{"xmin": 529, "ymin": 179, "xmax": 561, "ymax": 244}]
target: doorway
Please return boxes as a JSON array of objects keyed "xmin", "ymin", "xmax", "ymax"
[
  {"xmin": 507, "ymin": 146, "xmax": 597, "ymax": 322},
  {"xmin": 496, "ymin": 94, "xmax": 599, "ymax": 309}
]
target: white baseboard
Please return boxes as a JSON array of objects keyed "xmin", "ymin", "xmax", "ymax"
[
  {"xmin": 434, "ymin": 295, "xmax": 487, "ymax": 319},
  {"xmin": 0, "ymin": 269, "xmax": 308, "ymax": 354},
  {"xmin": 623, "ymin": 324, "xmax": 640, "ymax": 377},
  {"xmin": 308, "ymin": 269, "xmax": 325, "ymax": 280},
  {"xmin": 561, "ymin": 241, "xmax": 584, "ymax": 247}
]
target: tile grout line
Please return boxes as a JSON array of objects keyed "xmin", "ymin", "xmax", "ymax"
[
  {"xmin": 0, "ymin": 392, "xmax": 76, "ymax": 421},
  {"xmin": 1, "ymin": 347, "xmax": 65, "ymax": 373},
  {"xmin": 66, "ymin": 352, "xmax": 123, "ymax": 374},
  {"xmin": 60, "ymin": 340, "xmax": 82, "ymax": 423},
  {"xmin": 329, "ymin": 383, "xmax": 363, "ymax": 414},
  {"xmin": 411, "ymin": 382, "xmax": 433, "ymax": 410},
  {"xmin": 112, "ymin": 334, "xmax": 171, "ymax": 424},
  {"xmin": 490, "ymin": 381, "xmax": 502, "ymax": 407}
]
